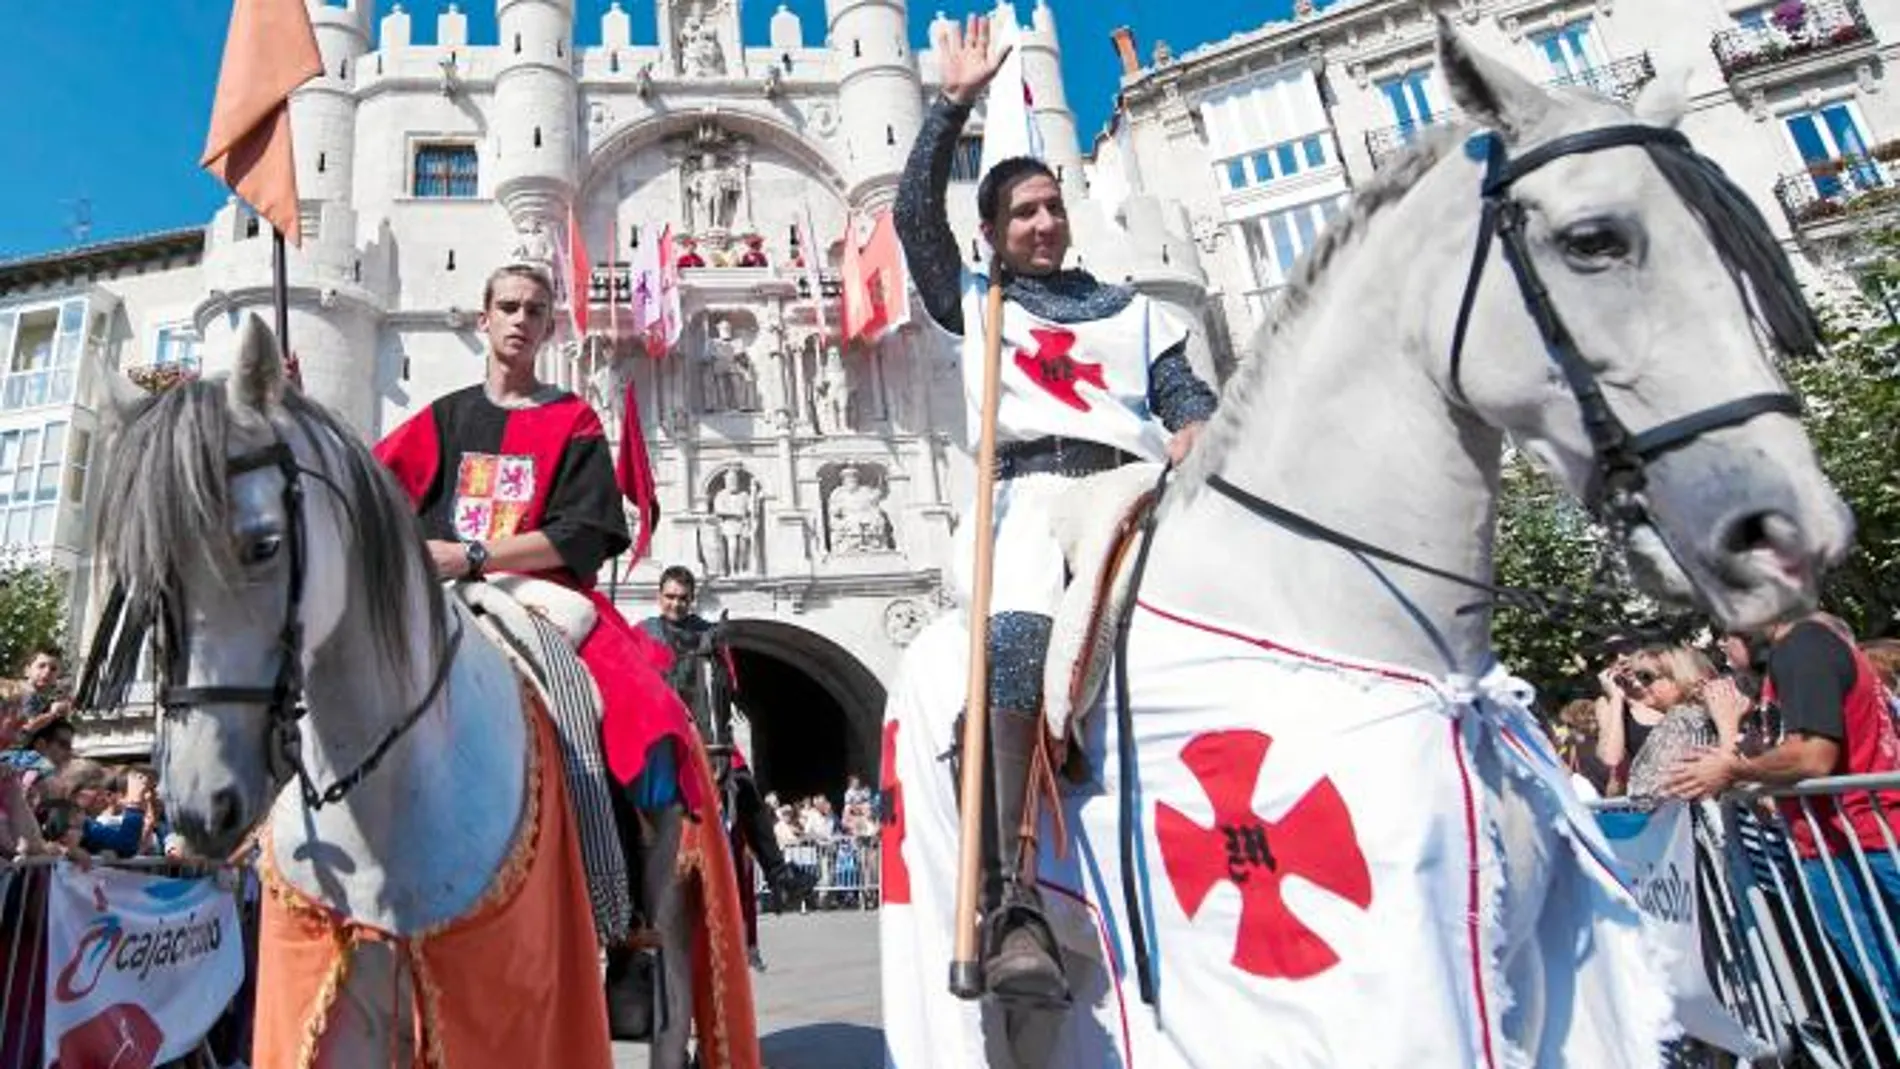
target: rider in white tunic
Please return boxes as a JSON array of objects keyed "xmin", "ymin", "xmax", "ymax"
[{"xmin": 893, "ymin": 16, "xmax": 1218, "ymax": 1006}]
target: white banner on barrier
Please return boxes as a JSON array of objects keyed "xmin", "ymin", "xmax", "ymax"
[
  {"xmin": 41, "ymin": 863, "xmax": 242, "ymax": 1068},
  {"xmin": 1597, "ymin": 803, "xmax": 1769, "ymax": 1059}
]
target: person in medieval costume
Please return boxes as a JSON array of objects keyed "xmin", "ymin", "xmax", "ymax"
[
  {"xmin": 639, "ymin": 564, "xmax": 819, "ymax": 924},
  {"xmin": 372, "ymin": 263, "xmax": 706, "ymax": 1034},
  {"xmin": 893, "ymin": 15, "xmax": 1219, "ymax": 1007}
]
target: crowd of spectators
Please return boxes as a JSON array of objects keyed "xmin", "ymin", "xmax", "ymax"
[
  {"xmin": 0, "ymin": 646, "xmax": 183, "ymax": 864},
  {"xmin": 768, "ymin": 775, "xmax": 880, "ymax": 849}
]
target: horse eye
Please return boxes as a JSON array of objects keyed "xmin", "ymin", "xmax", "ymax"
[
  {"xmin": 241, "ymin": 534, "xmax": 282, "ymax": 566},
  {"xmin": 1558, "ymin": 221, "xmax": 1632, "ymax": 265}
]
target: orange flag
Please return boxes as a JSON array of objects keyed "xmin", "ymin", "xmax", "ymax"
[{"xmin": 201, "ymin": 0, "xmax": 323, "ymax": 246}]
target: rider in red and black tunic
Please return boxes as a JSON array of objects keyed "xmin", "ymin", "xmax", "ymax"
[{"xmin": 374, "ymin": 264, "xmax": 702, "ymax": 818}]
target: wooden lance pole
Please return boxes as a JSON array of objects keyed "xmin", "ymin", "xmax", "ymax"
[{"xmin": 948, "ymin": 258, "xmax": 1008, "ymax": 999}]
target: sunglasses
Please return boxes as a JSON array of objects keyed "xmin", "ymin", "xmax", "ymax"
[
  {"xmin": 491, "ymin": 299, "xmax": 549, "ymax": 317},
  {"xmin": 1614, "ymin": 667, "xmax": 1661, "ymax": 692}
]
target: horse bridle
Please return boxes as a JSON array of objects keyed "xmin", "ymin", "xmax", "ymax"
[
  {"xmin": 1442, "ymin": 124, "xmax": 1801, "ymax": 530},
  {"xmin": 86, "ymin": 438, "xmax": 460, "ymax": 813}
]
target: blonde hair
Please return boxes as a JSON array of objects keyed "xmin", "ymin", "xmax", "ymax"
[
  {"xmin": 0, "ymin": 679, "xmax": 27, "ymax": 713},
  {"xmin": 1640, "ymin": 645, "xmax": 1716, "ymax": 693},
  {"xmin": 1864, "ymin": 638, "xmax": 1900, "ymax": 692}
]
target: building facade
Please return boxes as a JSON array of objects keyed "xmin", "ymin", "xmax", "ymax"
[
  {"xmin": 1, "ymin": 0, "xmax": 1217, "ymax": 779},
  {"xmin": 1104, "ymin": 0, "xmax": 1900, "ymax": 350}
]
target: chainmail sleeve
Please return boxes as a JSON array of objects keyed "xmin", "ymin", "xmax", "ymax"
[
  {"xmin": 1150, "ymin": 342, "xmax": 1219, "ymax": 430},
  {"xmin": 894, "ymin": 95, "xmax": 973, "ymax": 336}
]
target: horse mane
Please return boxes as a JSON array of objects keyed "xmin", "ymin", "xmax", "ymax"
[
  {"xmin": 95, "ymin": 380, "xmax": 445, "ymax": 687},
  {"xmin": 1179, "ymin": 123, "xmax": 1473, "ymax": 484}
]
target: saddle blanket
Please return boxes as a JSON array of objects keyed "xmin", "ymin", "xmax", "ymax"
[{"xmin": 882, "ymin": 599, "xmax": 1674, "ymax": 1068}]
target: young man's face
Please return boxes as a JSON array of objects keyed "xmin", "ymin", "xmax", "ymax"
[
  {"xmin": 658, "ymin": 580, "xmax": 694, "ymax": 622},
  {"xmin": 982, "ymin": 173, "xmax": 1069, "ymax": 277},
  {"xmin": 25, "ymin": 653, "xmax": 59, "ymax": 691},
  {"xmin": 478, "ymin": 275, "xmax": 555, "ymax": 368}
]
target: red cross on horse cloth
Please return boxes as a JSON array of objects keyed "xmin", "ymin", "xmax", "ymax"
[{"xmin": 1156, "ymin": 729, "xmax": 1373, "ymax": 980}]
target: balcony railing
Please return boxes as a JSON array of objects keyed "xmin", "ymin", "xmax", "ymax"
[
  {"xmin": 583, "ymin": 264, "xmax": 842, "ymax": 305},
  {"xmin": 1545, "ymin": 53, "xmax": 1656, "ymax": 102},
  {"xmin": 1365, "ymin": 111, "xmax": 1461, "ymax": 169},
  {"xmin": 1712, "ymin": 0, "xmax": 1876, "ymax": 81},
  {"xmin": 1773, "ymin": 156, "xmax": 1900, "ymax": 233}
]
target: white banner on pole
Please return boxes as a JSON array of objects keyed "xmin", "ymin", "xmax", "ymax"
[
  {"xmin": 1597, "ymin": 803, "xmax": 1771, "ymax": 1059},
  {"xmin": 42, "ymin": 863, "xmax": 243, "ymax": 1068}
]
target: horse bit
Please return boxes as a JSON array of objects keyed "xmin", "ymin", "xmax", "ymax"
[{"xmin": 82, "ymin": 438, "xmax": 461, "ymax": 813}]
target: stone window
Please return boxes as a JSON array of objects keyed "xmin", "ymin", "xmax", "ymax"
[{"xmin": 413, "ymin": 143, "xmax": 479, "ymax": 199}]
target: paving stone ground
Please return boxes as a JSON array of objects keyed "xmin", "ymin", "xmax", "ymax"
[{"xmin": 613, "ymin": 908, "xmax": 883, "ymax": 1068}]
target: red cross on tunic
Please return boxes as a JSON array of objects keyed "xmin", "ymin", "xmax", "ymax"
[
  {"xmin": 1013, "ymin": 327, "xmax": 1107, "ymax": 412},
  {"xmin": 878, "ymin": 720, "xmax": 911, "ymax": 905},
  {"xmin": 1155, "ymin": 729, "xmax": 1373, "ymax": 980}
]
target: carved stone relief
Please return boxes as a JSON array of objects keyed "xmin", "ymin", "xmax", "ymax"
[
  {"xmin": 701, "ymin": 465, "xmax": 763, "ymax": 577},
  {"xmin": 822, "ymin": 463, "xmax": 893, "ymax": 555},
  {"xmin": 883, "ymin": 598, "xmax": 927, "ymax": 647}
]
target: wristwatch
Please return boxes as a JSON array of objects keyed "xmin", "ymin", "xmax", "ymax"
[{"xmin": 464, "ymin": 540, "xmax": 490, "ymax": 579}]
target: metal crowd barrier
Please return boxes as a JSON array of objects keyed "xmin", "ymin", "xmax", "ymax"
[
  {"xmin": 1598, "ymin": 771, "xmax": 1900, "ymax": 1068},
  {"xmin": 774, "ymin": 835, "xmax": 882, "ymax": 911},
  {"xmin": 0, "ymin": 855, "xmax": 259, "ymax": 1069}
]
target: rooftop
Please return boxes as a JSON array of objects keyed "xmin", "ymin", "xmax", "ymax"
[{"xmin": 0, "ymin": 227, "xmax": 206, "ymax": 295}]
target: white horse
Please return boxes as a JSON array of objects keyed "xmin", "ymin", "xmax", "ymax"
[
  {"xmin": 882, "ymin": 24, "xmax": 1851, "ymax": 1069},
  {"xmin": 84, "ymin": 319, "xmax": 617, "ymax": 1067}
]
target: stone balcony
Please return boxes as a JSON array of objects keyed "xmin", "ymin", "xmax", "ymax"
[
  {"xmin": 1773, "ymin": 154, "xmax": 1900, "ymax": 243},
  {"xmin": 1712, "ymin": 0, "xmax": 1879, "ymax": 97},
  {"xmin": 1365, "ymin": 54, "xmax": 1655, "ymax": 169}
]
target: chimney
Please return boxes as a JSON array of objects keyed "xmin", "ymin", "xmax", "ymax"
[{"xmin": 1111, "ymin": 26, "xmax": 1140, "ymax": 76}]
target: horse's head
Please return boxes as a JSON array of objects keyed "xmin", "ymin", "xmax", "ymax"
[
  {"xmin": 93, "ymin": 315, "xmax": 435, "ymax": 857},
  {"xmin": 1422, "ymin": 21, "xmax": 1850, "ymax": 631}
]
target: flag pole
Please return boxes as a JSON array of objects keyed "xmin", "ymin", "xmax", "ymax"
[
  {"xmin": 948, "ymin": 255, "xmax": 1007, "ymax": 999},
  {"xmin": 272, "ymin": 227, "xmax": 290, "ymax": 355}
]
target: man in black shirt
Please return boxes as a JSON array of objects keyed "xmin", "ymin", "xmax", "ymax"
[{"xmin": 640, "ymin": 566, "xmax": 815, "ymax": 915}]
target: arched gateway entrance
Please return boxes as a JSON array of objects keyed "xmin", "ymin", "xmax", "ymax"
[{"xmin": 724, "ymin": 620, "xmax": 885, "ymax": 804}]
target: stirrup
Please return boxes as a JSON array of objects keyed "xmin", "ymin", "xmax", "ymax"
[{"xmin": 981, "ymin": 897, "xmax": 1072, "ymax": 1010}]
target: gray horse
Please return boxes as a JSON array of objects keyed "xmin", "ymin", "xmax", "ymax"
[{"xmin": 882, "ymin": 21, "xmax": 1849, "ymax": 1069}]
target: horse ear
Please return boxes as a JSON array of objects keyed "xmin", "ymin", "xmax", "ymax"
[
  {"xmin": 1633, "ymin": 66, "xmax": 1689, "ymax": 129},
  {"xmin": 1436, "ymin": 16, "xmax": 1549, "ymax": 141},
  {"xmin": 226, "ymin": 313, "xmax": 286, "ymax": 413}
]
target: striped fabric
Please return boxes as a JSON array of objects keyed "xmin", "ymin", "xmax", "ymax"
[{"xmin": 471, "ymin": 601, "xmax": 634, "ymax": 948}]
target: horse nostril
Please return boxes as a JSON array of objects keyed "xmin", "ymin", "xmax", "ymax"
[
  {"xmin": 1719, "ymin": 511, "xmax": 1800, "ymax": 557},
  {"xmin": 210, "ymin": 788, "xmax": 243, "ymax": 839}
]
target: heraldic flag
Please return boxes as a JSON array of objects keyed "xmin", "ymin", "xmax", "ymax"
[{"xmin": 201, "ymin": 0, "xmax": 323, "ymax": 246}]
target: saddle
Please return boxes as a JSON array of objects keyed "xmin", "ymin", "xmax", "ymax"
[
  {"xmin": 1042, "ymin": 463, "xmax": 1164, "ymax": 741},
  {"xmin": 453, "ymin": 580, "xmax": 632, "ymax": 948}
]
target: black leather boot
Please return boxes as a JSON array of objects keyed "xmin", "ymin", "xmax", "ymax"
[{"xmin": 981, "ymin": 707, "xmax": 1071, "ymax": 1009}]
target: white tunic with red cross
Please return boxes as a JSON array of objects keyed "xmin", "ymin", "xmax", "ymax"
[{"xmin": 958, "ymin": 275, "xmax": 1188, "ymax": 462}]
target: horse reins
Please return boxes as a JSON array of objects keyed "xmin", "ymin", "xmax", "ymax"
[
  {"xmin": 81, "ymin": 437, "xmax": 461, "ymax": 813},
  {"xmin": 1112, "ymin": 124, "xmax": 1811, "ymax": 1009}
]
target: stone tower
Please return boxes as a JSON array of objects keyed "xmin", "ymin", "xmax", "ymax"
[{"xmin": 826, "ymin": 0, "xmax": 925, "ymax": 211}]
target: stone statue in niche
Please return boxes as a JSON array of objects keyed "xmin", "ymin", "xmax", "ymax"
[
  {"xmin": 706, "ymin": 467, "xmax": 762, "ymax": 576},
  {"xmin": 826, "ymin": 465, "xmax": 893, "ymax": 554},
  {"xmin": 752, "ymin": 317, "xmax": 789, "ymax": 420},
  {"xmin": 684, "ymin": 151, "xmax": 744, "ymax": 236},
  {"xmin": 510, "ymin": 220, "xmax": 554, "ymax": 267},
  {"xmin": 701, "ymin": 316, "xmax": 757, "ymax": 412},
  {"xmin": 814, "ymin": 344, "xmax": 853, "ymax": 433},
  {"xmin": 678, "ymin": 1, "xmax": 726, "ymax": 77}
]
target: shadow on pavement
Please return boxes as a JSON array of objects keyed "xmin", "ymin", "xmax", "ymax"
[{"xmin": 761, "ymin": 1022, "xmax": 884, "ymax": 1068}]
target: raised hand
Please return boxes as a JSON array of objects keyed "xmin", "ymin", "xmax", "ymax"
[{"xmin": 935, "ymin": 14, "xmax": 1011, "ymax": 107}]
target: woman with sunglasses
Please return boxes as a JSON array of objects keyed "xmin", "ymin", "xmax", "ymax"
[{"xmin": 1599, "ymin": 646, "xmax": 1723, "ymax": 799}]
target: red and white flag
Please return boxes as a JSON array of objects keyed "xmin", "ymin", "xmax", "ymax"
[
  {"xmin": 842, "ymin": 210, "xmax": 911, "ymax": 343},
  {"xmin": 629, "ymin": 225, "xmax": 682, "ymax": 358},
  {"xmin": 565, "ymin": 204, "xmax": 591, "ymax": 339}
]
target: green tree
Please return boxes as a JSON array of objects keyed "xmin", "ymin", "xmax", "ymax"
[
  {"xmin": 0, "ymin": 562, "xmax": 68, "ymax": 678},
  {"xmin": 1489, "ymin": 456, "xmax": 1628, "ymax": 705},
  {"xmin": 1791, "ymin": 254, "xmax": 1900, "ymax": 638}
]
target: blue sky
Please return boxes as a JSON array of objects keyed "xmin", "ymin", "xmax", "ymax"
[{"xmin": 0, "ymin": 1, "xmax": 1306, "ymax": 260}]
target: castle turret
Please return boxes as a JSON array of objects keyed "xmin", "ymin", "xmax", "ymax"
[
  {"xmin": 826, "ymin": 0, "xmax": 924, "ymax": 210},
  {"xmin": 493, "ymin": 0, "xmax": 579, "ymax": 243},
  {"xmin": 294, "ymin": 0, "xmax": 371, "ymax": 210},
  {"xmin": 1019, "ymin": 0, "xmax": 1085, "ymax": 203}
]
